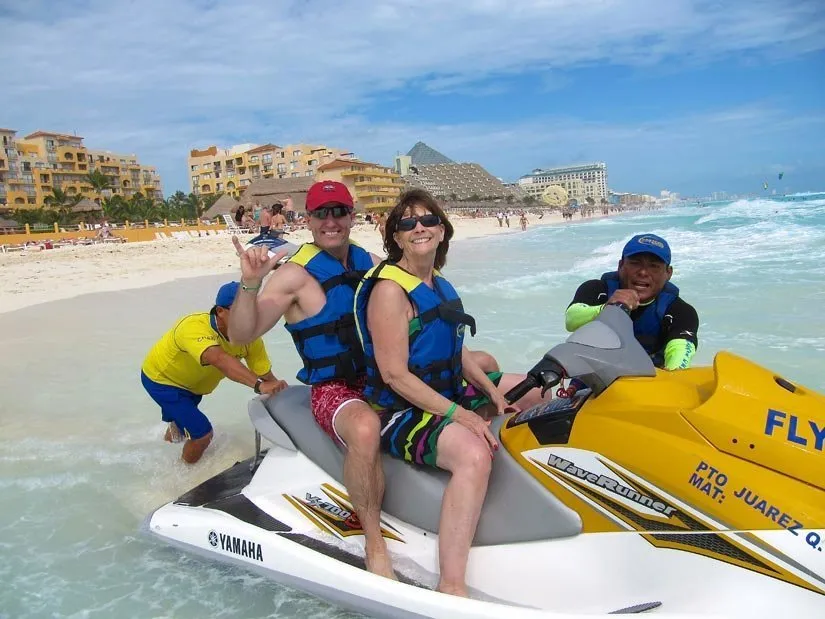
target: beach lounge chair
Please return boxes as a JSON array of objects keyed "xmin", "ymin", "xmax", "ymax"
[{"xmin": 222, "ymin": 213, "xmax": 253, "ymax": 234}]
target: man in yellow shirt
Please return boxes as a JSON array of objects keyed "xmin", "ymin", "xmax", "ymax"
[{"xmin": 141, "ymin": 281, "xmax": 287, "ymax": 463}]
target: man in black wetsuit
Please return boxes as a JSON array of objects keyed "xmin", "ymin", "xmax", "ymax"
[{"xmin": 565, "ymin": 234, "xmax": 699, "ymax": 370}]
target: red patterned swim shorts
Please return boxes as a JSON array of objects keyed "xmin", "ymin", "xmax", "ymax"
[{"xmin": 310, "ymin": 377, "xmax": 368, "ymax": 445}]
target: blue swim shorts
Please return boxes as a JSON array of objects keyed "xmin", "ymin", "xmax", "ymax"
[{"xmin": 140, "ymin": 372, "xmax": 213, "ymax": 440}]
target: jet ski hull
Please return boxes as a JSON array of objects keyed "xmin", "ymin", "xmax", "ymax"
[{"xmin": 145, "ymin": 445, "xmax": 822, "ymax": 618}]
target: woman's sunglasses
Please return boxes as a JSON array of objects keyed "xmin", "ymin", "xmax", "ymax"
[
  {"xmin": 309, "ymin": 205, "xmax": 352, "ymax": 219},
  {"xmin": 396, "ymin": 214, "xmax": 441, "ymax": 232}
]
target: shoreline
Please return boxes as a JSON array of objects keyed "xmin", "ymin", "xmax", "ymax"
[{"xmin": 0, "ymin": 211, "xmax": 615, "ymax": 315}]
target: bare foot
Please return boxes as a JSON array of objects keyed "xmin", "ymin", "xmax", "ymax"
[
  {"xmin": 437, "ymin": 581, "xmax": 469, "ymax": 597},
  {"xmin": 365, "ymin": 542, "xmax": 397, "ymax": 580},
  {"xmin": 164, "ymin": 423, "xmax": 183, "ymax": 443},
  {"xmin": 181, "ymin": 431, "xmax": 213, "ymax": 464}
]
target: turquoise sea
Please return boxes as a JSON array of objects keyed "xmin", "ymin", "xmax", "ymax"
[{"xmin": 1, "ymin": 196, "xmax": 823, "ymax": 618}]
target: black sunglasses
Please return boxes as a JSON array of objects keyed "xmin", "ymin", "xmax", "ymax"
[
  {"xmin": 396, "ymin": 214, "xmax": 441, "ymax": 232},
  {"xmin": 310, "ymin": 205, "xmax": 352, "ymax": 219}
]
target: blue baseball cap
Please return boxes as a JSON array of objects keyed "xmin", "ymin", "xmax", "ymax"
[
  {"xmin": 215, "ymin": 281, "xmax": 240, "ymax": 308},
  {"xmin": 622, "ymin": 234, "xmax": 671, "ymax": 265}
]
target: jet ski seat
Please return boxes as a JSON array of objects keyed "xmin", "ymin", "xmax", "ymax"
[{"xmin": 250, "ymin": 387, "xmax": 582, "ymax": 546}]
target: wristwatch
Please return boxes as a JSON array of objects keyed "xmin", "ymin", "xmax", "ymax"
[{"xmin": 253, "ymin": 377, "xmax": 265, "ymax": 394}]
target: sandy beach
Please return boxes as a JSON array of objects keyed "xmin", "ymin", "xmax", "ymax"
[{"xmin": 0, "ymin": 211, "xmax": 601, "ymax": 315}]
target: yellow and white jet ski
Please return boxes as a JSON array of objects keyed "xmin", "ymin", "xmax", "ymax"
[{"xmin": 145, "ymin": 304, "xmax": 825, "ymax": 618}]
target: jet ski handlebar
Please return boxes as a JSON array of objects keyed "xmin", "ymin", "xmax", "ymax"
[
  {"xmin": 504, "ymin": 357, "xmax": 565, "ymax": 404},
  {"xmin": 505, "ymin": 302, "xmax": 655, "ymax": 403}
]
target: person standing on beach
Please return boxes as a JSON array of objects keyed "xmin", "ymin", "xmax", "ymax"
[
  {"xmin": 283, "ymin": 196, "xmax": 295, "ymax": 224},
  {"xmin": 140, "ymin": 281, "xmax": 287, "ymax": 464},
  {"xmin": 271, "ymin": 203, "xmax": 287, "ymax": 232},
  {"xmin": 375, "ymin": 211, "xmax": 387, "ymax": 238},
  {"xmin": 565, "ymin": 234, "xmax": 699, "ymax": 370},
  {"xmin": 258, "ymin": 205, "xmax": 273, "ymax": 235}
]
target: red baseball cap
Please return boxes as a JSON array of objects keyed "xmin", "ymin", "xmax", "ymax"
[{"xmin": 305, "ymin": 180, "xmax": 354, "ymax": 211}]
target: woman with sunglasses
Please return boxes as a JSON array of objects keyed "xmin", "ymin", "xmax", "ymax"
[{"xmin": 354, "ymin": 189, "xmax": 545, "ymax": 597}]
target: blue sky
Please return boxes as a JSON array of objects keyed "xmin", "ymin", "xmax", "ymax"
[{"xmin": 2, "ymin": 0, "xmax": 824, "ymax": 198}]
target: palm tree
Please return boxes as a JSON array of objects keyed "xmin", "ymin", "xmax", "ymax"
[
  {"xmin": 86, "ymin": 169, "xmax": 112, "ymax": 204},
  {"xmin": 102, "ymin": 195, "xmax": 128, "ymax": 221},
  {"xmin": 43, "ymin": 187, "xmax": 83, "ymax": 225},
  {"xmin": 158, "ymin": 191, "xmax": 185, "ymax": 220},
  {"xmin": 15, "ymin": 208, "xmax": 47, "ymax": 226},
  {"xmin": 128, "ymin": 191, "xmax": 161, "ymax": 221},
  {"xmin": 43, "ymin": 187, "xmax": 71, "ymax": 209},
  {"xmin": 182, "ymin": 192, "xmax": 204, "ymax": 220}
]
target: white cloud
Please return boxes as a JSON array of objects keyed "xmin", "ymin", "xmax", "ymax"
[{"xmin": 1, "ymin": 0, "xmax": 823, "ymax": 193}]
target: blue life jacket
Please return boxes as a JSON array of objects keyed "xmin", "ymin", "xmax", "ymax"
[
  {"xmin": 285, "ymin": 243, "xmax": 374, "ymax": 385},
  {"xmin": 601, "ymin": 271, "xmax": 679, "ymax": 367},
  {"xmin": 355, "ymin": 262, "xmax": 477, "ymax": 411}
]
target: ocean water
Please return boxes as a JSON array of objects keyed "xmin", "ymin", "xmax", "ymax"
[{"xmin": 1, "ymin": 196, "xmax": 823, "ymax": 618}]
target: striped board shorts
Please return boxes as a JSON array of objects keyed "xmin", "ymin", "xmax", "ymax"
[{"xmin": 376, "ymin": 372, "xmax": 502, "ymax": 467}]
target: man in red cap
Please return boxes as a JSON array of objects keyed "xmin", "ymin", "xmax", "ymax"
[{"xmin": 227, "ymin": 181, "xmax": 398, "ymax": 579}]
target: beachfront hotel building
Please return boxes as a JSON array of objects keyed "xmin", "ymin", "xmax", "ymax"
[
  {"xmin": 396, "ymin": 141, "xmax": 518, "ymax": 201},
  {"xmin": 316, "ymin": 159, "xmax": 404, "ymax": 211},
  {"xmin": 518, "ymin": 162, "xmax": 608, "ymax": 203},
  {"xmin": 0, "ymin": 128, "xmax": 162, "ymax": 209},
  {"xmin": 188, "ymin": 142, "xmax": 356, "ymax": 198}
]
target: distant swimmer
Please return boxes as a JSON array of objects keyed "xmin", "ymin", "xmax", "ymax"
[
  {"xmin": 140, "ymin": 280, "xmax": 288, "ymax": 463},
  {"xmin": 565, "ymin": 234, "xmax": 699, "ymax": 370}
]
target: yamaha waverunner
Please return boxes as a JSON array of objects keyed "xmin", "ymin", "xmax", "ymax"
[{"xmin": 144, "ymin": 304, "xmax": 825, "ymax": 618}]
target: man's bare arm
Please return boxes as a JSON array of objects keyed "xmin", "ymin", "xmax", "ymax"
[
  {"xmin": 201, "ymin": 346, "xmax": 262, "ymax": 388},
  {"xmin": 202, "ymin": 347, "xmax": 288, "ymax": 395}
]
